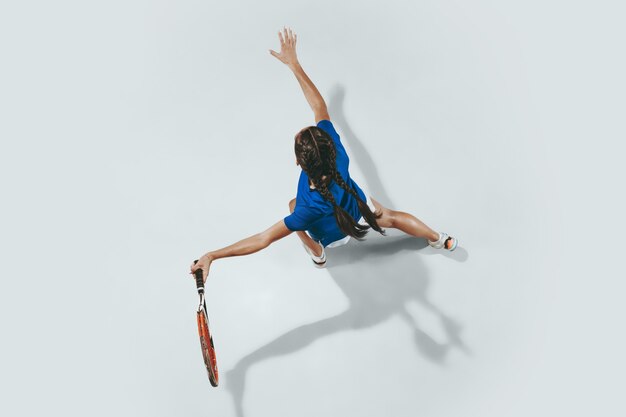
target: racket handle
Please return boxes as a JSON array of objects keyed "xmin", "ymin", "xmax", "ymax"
[{"xmin": 193, "ymin": 259, "xmax": 204, "ymax": 292}]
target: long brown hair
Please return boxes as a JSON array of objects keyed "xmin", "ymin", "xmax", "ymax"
[{"xmin": 294, "ymin": 126, "xmax": 386, "ymax": 240}]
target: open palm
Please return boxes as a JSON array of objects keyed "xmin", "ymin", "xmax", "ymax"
[{"xmin": 269, "ymin": 27, "xmax": 299, "ymax": 67}]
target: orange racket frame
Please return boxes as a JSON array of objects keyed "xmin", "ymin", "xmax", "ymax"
[{"xmin": 193, "ymin": 260, "xmax": 219, "ymax": 387}]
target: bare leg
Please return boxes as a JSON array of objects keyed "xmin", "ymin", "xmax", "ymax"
[
  {"xmin": 370, "ymin": 197, "xmax": 440, "ymax": 243},
  {"xmin": 289, "ymin": 198, "xmax": 323, "ymax": 257}
]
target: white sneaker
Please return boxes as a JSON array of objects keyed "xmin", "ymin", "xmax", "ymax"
[
  {"xmin": 428, "ymin": 232, "xmax": 458, "ymax": 251},
  {"xmin": 302, "ymin": 241, "xmax": 326, "ymax": 268}
]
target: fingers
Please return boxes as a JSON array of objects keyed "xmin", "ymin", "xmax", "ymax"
[
  {"xmin": 289, "ymin": 28, "xmax": 295, "ymax": 45},
  {"xmin": 284, "ymin": 27, "xmax": 291, "ymax": 45},
  {"xmin": 189, "ymin": 260, "xmax": 209, "ymax": 279},
  {"xmin": 278, "ymin": 26, "xmax": 296, "ymax": 47}
]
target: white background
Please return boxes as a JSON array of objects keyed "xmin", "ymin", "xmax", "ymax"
[{"xmin": 1, "ymin": 1, "xmax": 625, "ymax": 416}]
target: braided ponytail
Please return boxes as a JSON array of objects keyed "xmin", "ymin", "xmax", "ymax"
[
  {"xmin": 331, "ymin": 170, "xmax": 385, "ymax": 235},
  {"xmin": 312, "ymin": 174, "xmax": 371, "ymax": 240},
  {"xmin": 295, "ymin": 125, "xmax": 386, "ymax": 240}
]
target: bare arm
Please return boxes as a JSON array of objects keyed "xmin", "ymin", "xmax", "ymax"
[
  {"xmin": 190, "ymin": 220, "xmax": 293, "ymax": 282},
  {"xmin": 269, "ymin": 27, "xmax": 330, "ymax": 123},
  {"xmin": 290, "ymin": 63, "xmax": 330, "ymax": 123}
]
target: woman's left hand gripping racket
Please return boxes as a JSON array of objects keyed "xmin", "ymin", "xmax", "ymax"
[{"xmin": 193, "ymin": 260, "xmax": 219, "ymax": 387}]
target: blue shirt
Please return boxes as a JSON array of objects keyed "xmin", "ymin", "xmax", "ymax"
[{"xmin": 283, "ymin": 119, "xmax": 367, "ymax": 247}]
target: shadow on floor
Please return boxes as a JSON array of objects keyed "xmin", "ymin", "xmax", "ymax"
[{"xmin": 225, "ymin": 85, "xmax": 469, "ymax": 417}]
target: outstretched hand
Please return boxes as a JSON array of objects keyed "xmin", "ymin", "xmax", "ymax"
[{"xmin": 269, "ymin": 27, "xmax": 299, "ymax": 68}]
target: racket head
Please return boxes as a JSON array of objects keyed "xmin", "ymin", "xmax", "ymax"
[{"xmin": 197, "ymin": 305, "xmax": 219, "ymax": 387}]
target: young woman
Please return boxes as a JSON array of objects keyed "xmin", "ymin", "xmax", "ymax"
[{"xmin": 190, "ymin": 27, "xmax": 457, "ymax": 281}]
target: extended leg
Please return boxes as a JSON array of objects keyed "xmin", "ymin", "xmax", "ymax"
[
  {"xmin": 369, "ymin": 197, "xmax": 440, "ymax": 242},
  {"xmin": 289, "ymin": 198, "xmax": 324, "ymax": 257}
]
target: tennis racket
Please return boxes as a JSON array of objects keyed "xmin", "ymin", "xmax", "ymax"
[{"xmin": 193, "ymin": 259, "xmax": 219, "ymax": 387}]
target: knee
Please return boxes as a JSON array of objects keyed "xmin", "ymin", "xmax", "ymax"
[
  {"xmin": 288, "ymin": 198, "xmax": 296, "ymax": 213},
  {"xmin": 379, "ymin": 208, "xmax": 397, "ymax": 229}
]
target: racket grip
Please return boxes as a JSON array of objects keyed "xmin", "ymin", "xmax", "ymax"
[{"xmin": 193, "ymin": 259, "xmax": 204, "ymax": 291}]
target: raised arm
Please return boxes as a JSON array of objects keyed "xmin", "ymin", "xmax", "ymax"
[
  {"xmin": 269, "ymin": 27, "xmax": 330, "ymax": 124},
  {"xmin": 190, "ymin": 220, "xmax": 293, "ymax": 282}
]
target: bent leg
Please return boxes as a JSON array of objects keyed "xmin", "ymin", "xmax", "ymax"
[
  {"xmin": 289, "ymin": 198, "xmax": 323, "ymax": 257},
  {"xmin": 370, "ymin": 197, "xmax": 439, "ymax": 242}
]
